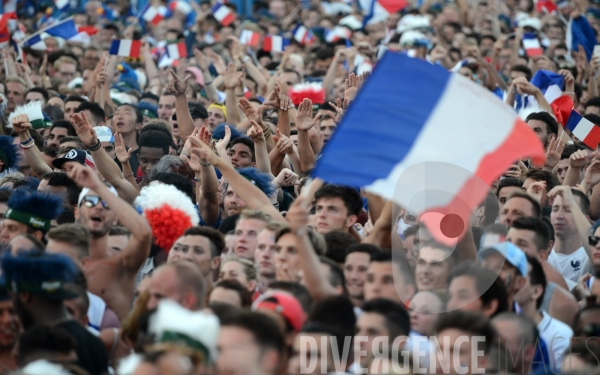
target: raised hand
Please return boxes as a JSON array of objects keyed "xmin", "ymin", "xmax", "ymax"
[
  {"xmin": 286, "ymin": 195, "xmax": 309, "ymax": 234},
  {"xmin": 274, "ymin": 168, "xmax": 299, "ymax": 188},
  {"xmin": 114, "ymin": 133, "xmax": 133, "ymax": 163},
  {"xmin": 570, "ymin": 149, "xmax": 591, "ymax": 168},
  {"xmin": 193, "ymin": 48, "xmax": 210, "ymax": 71},
  {"xmin": 544, "ymin": 134, "xmax": 565, "ymax": 169},
  {"xmin": 39, "ymin": 53, "xmax": 48, "ymax": 77},
  {"xmin": 504, "ymin": 164, "xmax": 522, "ymax": 178},
  {"xmin": 166, "ymin": 69, "xmax": 191, "ymax": 97},
  {"xmin": 526, "ymin": 180, "xmax": 546, "ymax": 204},
  {"xmin": 181, "ymin": 150, "xmax": 202, "ymax": 173},
  {"xmin": 198, "ymin": 126, "xmax": 212, "ymax": 146},
  {"xmin": 583, "ymin": 160, "xmax": 600, "ymax": 188},
  {"xmin": 238, "ymin": 98, "xmax": 261, "ymax": 123},
  {"xmin": 275, "ymin": 129, "xmax": 294, "ymax": 154},
  {"xmin": 344, "ymin": 73, "xmax": 360, "ymax": 102},
  {"xmin": 215, "ymin": 125, "xmax": 231, "ymax": 154},
  {"xmin": 67, "ymin": 162, "xmax": 101, "ymax": 190},
  {"xmin": 547, "ymin": 185, "xmax": 577, "ymax": 207},
  {"xmin": 70, "ymin": 112, "xmax": 98, "ymax": 148},
  {"xmin": 247, "ymin": 120, "xmax": 265, "ymax": 143},
  {"xmin": 296, "ymin": 99, "xmax": 322, "ymax": 131},
  {"xmin": 11, "ymin": 114, "xmax": 32, "ymax": 135},
  {"xmin": 189, "ymin": 138, "xmax": 220, "ymax": 166},
  {"xmin": 223, "ymin": 62, "xmax": 244, "ymax": 90},
  {"xmin": 558, "ymin": 69, "xmax": 575, "ymax": 90}
]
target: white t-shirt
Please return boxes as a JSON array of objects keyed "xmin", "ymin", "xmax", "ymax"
[
  {"xmin": 87, "ymin": 291, "xmax": 106, "ymax": 331},
  {"xmin": 538, "ymin": 311, "xmax": 573, "ymax": 369},
  {"xmin": 547, "ymin": 247, "xmax": 592, "ymax": 289}
]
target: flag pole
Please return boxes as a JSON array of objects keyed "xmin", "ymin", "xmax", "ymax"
[{"xmin": 556, "ymin": 128, "xmax": 564, "ymax": 149}]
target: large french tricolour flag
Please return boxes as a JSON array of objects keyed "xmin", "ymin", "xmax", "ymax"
[
  {"xmin": 313, "ymin": 52, "xmax": 545, "ymax": 244},
  {"xmin": 565, "ymin": 110, "xmax": 600, "ymax": 149}
]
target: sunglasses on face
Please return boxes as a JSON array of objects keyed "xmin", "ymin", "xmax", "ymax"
[
  {"xmin": 589, "ymin": 235, "xmax": 600, "ymax": 247},
  {"xmin": 81, "ymin": 195, "xmax": 110, "ymax": 210}
]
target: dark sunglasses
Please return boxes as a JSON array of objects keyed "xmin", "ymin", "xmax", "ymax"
[
  {"xmin": 81, "ymin": 195, "xmax": 110, "ymax": 210},
  {"xmin": 589, "ymin": 235, "xmax": 600, "ymax": 247}
]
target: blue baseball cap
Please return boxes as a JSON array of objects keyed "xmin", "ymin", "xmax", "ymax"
[{"xmin": 478, "ymin": 242, "xmax": 528, "ymax": 277}]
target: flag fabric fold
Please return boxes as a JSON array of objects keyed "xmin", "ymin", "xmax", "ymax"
[
  {"xmin": 141, "ymin": 5, "xmax": 168, "ymax": 25},
  {"xmin": 211, "ymin": 4, "xmax": 234, "ymax": 26},
  {"xmin": 239, "ymin": 29, "xmax": 260, "ymax": 47},
  {"xmin": 359, "ymin": 0, "xmax": 407, "ymax": 26},
  {"xmin": 518, "ymin": 69, "xmax": 564, "ymax": 110},
  {"xmin": 262, "ymin": 35, "xmax": 289, "ymax": 52},
  {"xmin": 566, "ymin": 15, "xmax": 596, "ymax": 60},
  {"xmin": 522, "ymin": 33, "xmax": 543, "ymax": 56},
  {"xmin": 166, "ymin": 42, "xmax": 187, "ymax": 59},
  {"xmin": 313, "ymin": 52, "xmax": 545, "ymax": 245}
]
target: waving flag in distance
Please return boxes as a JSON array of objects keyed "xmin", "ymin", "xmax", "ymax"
[
  {"xmin": 313, "ymin": 52, "xmax": 545, "ymax": 245},
  {"xmin": 240, "ymin": 29, "xmax": 260, "ymax": 47},
  {"xmin": 536, "ymin": 0, "xmax": 556, "ymax": 13},
  {"xmin": 169, "ymin": 0, "xmax": 192, "ymax": 15},
  {"xmin": 263, "ymin": 35, "xmax": 289, "ymax": 52},
  {"xmin": 565, "ymin": 110, "xmax": 600, "ymax": 148},
  {"xmin": 109, "ymin": 39, "xmax": 142, "ymax": 58},
  {"xmin": 325, "ymin": 26, "xmax": 352, "ymax": 42},
  {"xmin": 292, "ymin": 24, "xmax": 315, "ymax": 45},
  {"xmin": 69, "ymin": 25, "xmax": 98, "ymax": 43},
  {"xmin": 212, "ymin": 3, "xmax": 234, "ymax": 26},
  {"xmin": 566, "ymin": 15, "xmax": 596, "ymax": 60},
  {"xmin": 166, "ymin": 42, "xmax": 187, "ymax": 59},
  {"xmin": 0, "ymin": 10, "xmax": 14, "ymax": 48},
  {"xmin": 359, "ymin": 0, "xmax": 407, "ymax": 26},
  {"xmin": 22, "ymin": 17, "xmax": 79, "ymax": 50},
  {"xmin": 2, "ymin": 0, "xmax": 16, "ymax": 12},
  {"xmin": 97, "ymin": 4, "xmax": 118, "ymax": 21},
  {"xmin": 11, "ymin": 39, "xmax": 25, "ymax": 64},
  {"xmin": 517, "ymin": 69, "xmax": 563, "ymax": 110},
  {"xmin": 522, "ymin": 33, "xmax": 543, "ymax": 56},
  {"xmin": 54, "ymin": 0, "xmax": 69, "ymax": 10},
  {"xmin": 141, "ymin": 5, "xmax": 167, "ymax": 25}
]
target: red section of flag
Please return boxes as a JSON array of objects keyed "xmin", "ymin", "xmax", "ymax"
[
  {"xmin": 130, "ymin": 40, "xmax": 142, "ymax": 57},
  {"xmin": 177, "ymin": 42, "xmax": 187, "ymax": 58},
  {"xmin": 551, "ymin": 95, "xmax": 574, "ymax": 125},
  {"xmin": 536, "ymin": 0, "xmax": 557, "ymax": 13},
  {"xmin": 263, "ymin": 36, "xmax": 272, "ymax": 51},
  {"xmin": 377, "ymin": 0, "xmax": 408, "ymax": 13}
]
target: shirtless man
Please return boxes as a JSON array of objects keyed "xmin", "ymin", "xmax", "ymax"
[{"xmin": 67, "ymin": 162, "xmax": 151, "ymax": 321}]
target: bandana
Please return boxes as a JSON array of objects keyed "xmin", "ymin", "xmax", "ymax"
[{"xmin": 208, "ymin": 103, "xmax": 227, "ymax": 121}]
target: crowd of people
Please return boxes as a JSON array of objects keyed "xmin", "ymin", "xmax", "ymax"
[{"xmin": 0, "ymin": 0, "xmax": 598, "ymax": 374}]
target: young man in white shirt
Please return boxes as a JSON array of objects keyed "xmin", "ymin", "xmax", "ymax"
[{"xmin": 514, "ymin": 254, "xmax": 573, "ymax": 369}]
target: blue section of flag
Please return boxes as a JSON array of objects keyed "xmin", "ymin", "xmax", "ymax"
[
  {"xmin": 313, "ymin": 52, "xmax": 448, "ymax": 186},
  {"xmin": 109, "ymin": 40, "xmax": 120, "ymax": 55},
  {"xmin": 565, "ymin": 109, "xmax": 584, "ymax": 132},
  {"xmin": 517, "ymin": 69, "xmax": 564, "ymax": 109},
  {"xmin": 570, "ymin": 16, "xmax": 596, "ymax": 60},
  {"xmin": 362, "ymin": 0, "xmax": 376, "ymax": 28},
  {"xmin": 45, "ymin": 18, "xmax": 78, "ymax": 39},
  {"xmin": 22, "ymin": 33, "xmax": 42, "ymax": 48}
]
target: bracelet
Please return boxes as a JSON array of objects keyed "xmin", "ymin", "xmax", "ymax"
[
  {"xmin": 200, "ymin": 161, "xmax": 210, "ymax": 167},
  {"xmin": 124, "ymin": 173, "xmax": 134, "ymax": 179},
  {"xmin": 263, "ymin": 128, "xmax": 272, "ymax": 138},
  {"xmin": 20, "ymin": 142, "xmax": 35, "ymax": 149},
  {"xmin": 236, "ymin": 93, "xmax": 244, "ymax": 97},
  {"xmin": 204, "ymin": 80, "xmax": 213, "ymax": 86},
  {"xmin": 89, "ymin": 140, "xmax": 102, "ymax": 152},
  {"xmin": 20, "ymin": 137, "xmax": 33, "ymax": 145}
]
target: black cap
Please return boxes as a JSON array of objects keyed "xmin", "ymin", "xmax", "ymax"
[
  {"xmin": 172, "ymin": 104, "xmax": 208, "ymax": 121},
  {"xmin": 52, "ymin": 149, "xmax": 95, "ymax": 170}
]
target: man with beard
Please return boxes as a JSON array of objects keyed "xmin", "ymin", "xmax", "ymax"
[
  {"xmin": 1, "ymin": 251, "xmax": 108, "ymax": 375},
  {"xmin": 70, "ymin": 162, "xmax": 151, "ymax": 321},
  {"xmin": 525, "ymin": 112, "xmax": 558, "ymax": 150}
]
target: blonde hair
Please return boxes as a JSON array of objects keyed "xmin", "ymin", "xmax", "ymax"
[
  {"xmin": 53, "ymin": 56, "xmax": 78, "ymax": 70},
  {"xmin": 222, "ymin": 256, "xmax": 257, "ymax": 281}
]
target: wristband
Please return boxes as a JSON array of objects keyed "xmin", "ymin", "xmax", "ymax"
[
  {"xmin": 204, "ymin": 80, "xmax": 213, "ymax": 86},
  {"xmin": 20, "ymin": 137, "xmax": 33, "ymax": 145},
  {"xmin": 200, "ymin": 161, "xmax": 210, "ymax": 167},
  {"xmin": 89, "ymin": 140, "xmax": 102, "ymax": 152},
  {"xmin": 20, "ymin": 142, "xmax": 35, "ymax": 149},
  {"xmin": 124, "ymin": 173, "xmax": 134, "ymax": 179}
]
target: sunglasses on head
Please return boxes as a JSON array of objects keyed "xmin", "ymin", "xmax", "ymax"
[
  {"xmin": 589, "ymin": 235, "xmax": 600, "ymax": 247},
  {"xmin": 81, "ymin": 195, "xmax": 110, "ymax": 210}
]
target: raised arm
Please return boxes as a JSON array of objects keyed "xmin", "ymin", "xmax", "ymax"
[
  {"xmin": 246, "ymin": 120, "xmax": 272, "ymax": 175},
  {"xmin": 288, "ymin": 196, "xmax": 338, "ymax": 301},
  {"xmin": 295, "ymin": 99, "xmax": 322, "ymax": 172},
  {"xmin": 70, "ymin": 113, "xmax": 140, "ymax": 203},
  {"xmin": 189, "ymin": 127, "xmax": 220, "ymax": 227},
  {"xmin": 67, "ymin": 162, "xmax": 151, "ymax": 273},
  {"xmin": 166, "ymin": 70, "xmax": 194, "ymax": 143},
  {"xmin": 194, "ymin": 49, "xmax": 219, "ymax": 104},
  {"xmin": 11, "ymin": 116, "xmax": 52, "ymax": 176},
  {"xmin": 223, "ymin": 63, "xmax": 244, "ymax": 126},
  {"xmin": 190, "ymin": 136, "xmax": 286, "ymax": 222}
]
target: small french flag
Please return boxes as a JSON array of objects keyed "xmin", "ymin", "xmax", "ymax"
[
  {"xmin": 167, "ymin": 42, "xmax": 187, "ymax": 59},
  {"xmin": 142, "ymin": 5, "xmax": 167, "ymax": 25},
  {"xmin": 292, "ymin": 24, "xmax": 314, "ymax": 45},
  {"xmin": 169, "ymin": 1, "xmax": 192, "ymax": 15},
  {"xmin": 240, "ymin": 29, "xmax": 260, "ymax": 47},
  {"xmin": 212, "ymin": 4, "xmax": 234, "ymax": 26},
  {"xmin": 263, "ymin": 35, "xmax": 290, "ymax": 52},
  {"xmin": 522, "ymin": 33, "xmax": 543, "ymax": 57},
  {"xmin": 54, "ymin": 0, "xmax": 68, "ymax": 10},
  {"xmin": 325, "ymin": 26, "xmax": 352, "ymax": 43},
  {"xmin": 565, "ymin": 110, "xmax": 600, "ymax": 149},
  {"xmin": 536, "ymin": 0, "xmax": 556, "ymax": 13},
  {"xmin": 109, "ymin": 39, "xmax": 142, "ymax": 58}
]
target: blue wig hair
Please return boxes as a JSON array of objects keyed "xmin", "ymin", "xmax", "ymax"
[
  {"xmin": 237, "ymin": 167, "xmax": 275, "ymax": 197},
  {"xmin": 7, "ymin": 190, "xmax": 63, "ymax": 220},
  {"xmin": 212, "ymin": 124, "xmax": 244, "ymax": 142},
  {"xmin": 0, "ymin": 135, "xmax": 21, "ymax": 171},
  {"xmin": 2, "ymin": 251, "xmax": 78, "ymax": 286}
]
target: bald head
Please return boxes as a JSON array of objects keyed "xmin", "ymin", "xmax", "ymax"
[{"xmin": 148, "ymin": 262, "xmax": 207, "ymax": 311}]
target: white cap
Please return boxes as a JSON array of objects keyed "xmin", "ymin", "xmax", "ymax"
[
  {"xmin": 400, "ymin": 30, "xmax": 427, "ymax": 46},
  {"xmin": 519, "ymin": 17, "xmax": 541, "ymax": 31},
  {"xmin": 397, "ymin": 14, "xmax": 430, "ymax": 33},
  {"xmin": 95, "ymin": 126, "xmax": 114, "ymax": 143},
  {"xmin": 78, "ymin": 185, "xmax": 119, "ymax": 207}
]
